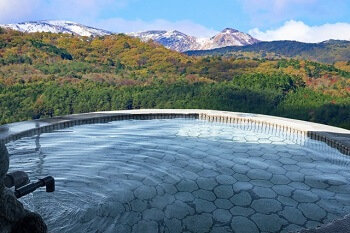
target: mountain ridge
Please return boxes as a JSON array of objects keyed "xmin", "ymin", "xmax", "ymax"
[
  {"xmin": 0, "ymin": 20, "xmax": 112, "ymax": 37},
  {"xmin": 185, "ymin": 40, "xmax": 350, "ymax": 64},
  {"xmin": 127, "ymin": 27, "xmax": 260, "ymax": 52},
  {"xmin": 0, "ymin": 20, "xmax": 259, "ymax": 52}
]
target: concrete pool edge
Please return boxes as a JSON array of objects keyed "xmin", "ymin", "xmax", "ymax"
[{"xmin": 1, "ymin": 109, "xmax": 349, "ymax": 155}]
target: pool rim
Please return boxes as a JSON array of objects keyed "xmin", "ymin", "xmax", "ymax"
[{"xmin": 0, "ymin": 109, "xmax": 349, "ymax": 156}]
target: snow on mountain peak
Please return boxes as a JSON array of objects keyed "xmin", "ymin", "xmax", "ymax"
[
  {"xmin": 221, "ymin": 28, "xmax": 239, "ymax": 34},
  {"xmin": 0, "ymin": 20, "xmax": 112, "ymax": 37},
  {"xmin": 128, "ymin": 28, "xmax": 260, "ymax": 52},
  {"xmin": 1, "ymin": 20, "xmax": 260, "ymax": 52}
]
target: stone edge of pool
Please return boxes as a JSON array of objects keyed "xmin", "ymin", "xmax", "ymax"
[
  {"xmin": 1, "ymin": 109, "xmax": 350, "ymax": 233},
  {"xmin": 1, "ymin": 109, "xmax": 349, "ymax": 156}
]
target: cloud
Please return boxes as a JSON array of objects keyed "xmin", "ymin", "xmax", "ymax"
[
  {"xmin": 0, "ymin": 0, "xmax": 216, "ymax": 37},
  {"xmin": 0, "ymin": 0, "xmax": 130, "ymax": 24},
  {"xmin": 91, "ymin": 18, "xmax": 218, "ymax": 37},
  {"xmin": 239, "ymin": 0, "xmax": 344, "ymax": 27},
  {"xmin": 0, "ymin": 0, "xmax": 41, "ymax": 23},
  {"xmin": 249, "ymin": 20, "xmax": 350, "ymax": 42}
]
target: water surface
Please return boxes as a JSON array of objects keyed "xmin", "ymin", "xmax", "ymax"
[{"xmin": 7, "ymin": 119, "xmax": 350, "ymax": 233}]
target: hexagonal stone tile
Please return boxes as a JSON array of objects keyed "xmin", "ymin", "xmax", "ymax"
[
  {"xmin": 176, "ymin": 180, "xmax": 199, "ymax": 192},
  {"xmin": 279, "ymin": 206, "xmax": 307, "ymax": 225},
  {"xmin": 214, "ymin": 199, "xmax": 233, "ymax": 209},
  {"xmin": 292, "ymin": 190, "xmax": 319, "ymax": 203},
  {"xmin": 213, "ymin": 209, "xmax": 232, "ymax": 222},
  {"xmin": 289, "ymin": 182, "xmax": 311, "ymax": 190},
  {"xmin": 182, "ymin": 171, "xmax": 200, "ymax": 181},
  {"xmin": 183, "ymin": 213, "xmax": 213, "ymax": 233},
  {"xmin": 233, "ymin": 164, "xmax": 251, "ymax": 174},
  {"xmin": 305, "ymin": 221, "xmax": 322, "ymax": 229},
  {"xmin": 251, "ymin": 199, "xmax": 282, "ymax": 214},
  {"xmin": 164, "ymin": 218, "xmax": 182, "ymax": 233},
  {"xmin": 251, "ymin": 180, "xmax": 274, "ymax": 188},
  {"xmin": 175, "ymin": 192, "xmax": 195, "ymax": 202},
  {"xmin": 162, "ymin": 183, "xmax": 178, "ymax": 194},
  {"xmin": 304, "ymin": 177, "xmax": 329, "ymax": 189},
  {"xmin": 327, "ymin": 184, "xmax": 350, "ymax": 194},
  {"xmin": 119, "ymin": 212, "xmax": 142, "ymax": 227},
  {"xmin": 230, "ymin": 206, "xmax": 255, "ymax": 217},
  {"xmin": 262, "ymin": 153, "xmax": 280, "ymax": 160},
  {"xmin": 214, "ymin": 185, "xmax": 234, "ymax": 198},
  {"xmin": 210, "ymin": 226, "xmax": 232, "ymax": 233},
  {"xmin": 322, "ymin": 174, "xmax": 348, "ymax": 186},
  {"xmin": 113, "ymin": 224, "xmax": 131, "ymax": 233},
  {"xmin": 267, "ymin": 166, "xmax": 287, "ymax": 175},
  {"xmin": 134, "ymin": 185, "xmax": 157, "ymax": 200},
  {"xmin": 283, "ymin": 164, "xmax": 301, "ymax": 171},
  {"xmin": 278, "ymin": 196, "xmax": 298, "ymax": 207},
  {"xmin": 194, "ymin": 198, "xmax": 217, "ymax": 213},
  {"xmin": 334, "ymin": 193, "xmax": 350, "ymax": 205},
  {"xmin": 143, "ymin": 208, "xmax": 165, "ymax": 221},
  {"xmin": 231, "ymin": 216, "xmax": 259, "ymax": 233},
  {"xmin": 132, "ymin": 220, "xmax": 158, "ymax": 233},
  {"xmin": 131, "ymin": 199, "xmax": 148, "ymax": 212},
  {"xmin": 246, "ymin": 160, "xmax": 269, "ymax": 170},
  {"xmin": 299, "ymin": 168, "xmax": 320, "ymax": 176},
  {"xmin": 184, "ymin": 163, "xmax": 204, "ymax": 173},
  {"xmin": 150, "ymin": 194, "xmax": 175, "ymax": 210},
  {"xmin": 196, "ymin": 177, "xmax": 218, "ymax": 190},
  {"xmin": 165, "ymin": 200, "xmax": 195, "ymax": 219},
  {"xmin": 272, "ymin": 185, "xmax": 295, "ymax": 197},
  {"xmin": 281, "ymin": 224, "xmax": 304, "ymax": 233},
  {"xmin": 310, "ymin": 188, "xmax": 335, "ymax": 199},
  {"xmin": 247, "ymin": 169, "xmax": 272, "ymax": 180},
  {"xmin": 270, "ymin": 175, "xmax": 291, "ymax": 185},
  {"xmin": 285, "ymin": 171, "xmax": 304, "ymax": 182},
  {"xmin": 233, "ymin": 182, "xmax": 253, "ymax": 192},
  {"xmin": 251, "ymin": 213, "xmax": 288, "ymax": 232},
  {"xmin": 279, "ymin": 157, "xmax": 297, "ymax": 165},
  {"xmin": 216, "ymin": 174, "xmax": 237, "ymax": 185},
  {"xmin": 316, "ymin": 199, "xmax": 344, "ymax": 213},
  {"xmin": 232, "ymin": 173, "xmax": 250, "ymax": 182},
  {"xmin": 253, "ymin": 186, "xmax": 277, "ymax": 198},
  {"xmin": 197, "ymin": 169, "xmax": 219, "ymax": 178},
  {"xmin": 298, "ymin": 203, "xmax": 326, "ymax": 221},
  {"xmin": 192, "ymin": 190, "xmax": 216, "ymax": 201},
  {"xmin": 246, "ymin": 149, "xmax": 264, "ymax": 157}
]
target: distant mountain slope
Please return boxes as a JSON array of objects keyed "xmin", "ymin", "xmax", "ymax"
[
  {"xmin": 201, "ymin": 28, "xmax": 260, "ymax": 50},
  {"xmin": 128, "ymin": 28, "xmax": 259, "ymax": 52},
  {"xmin": 0, "ymin": 20, "xmax": 112, "ymax": 37},
  {"xmin": 185, "ymin": 40, "xmax": 350, "ymax": 64},
  {"xmin": 128, "ymin": 30, "xmax": 200, "ymax": 52}
]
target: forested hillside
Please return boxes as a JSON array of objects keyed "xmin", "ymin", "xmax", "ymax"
[
  {"xmin": 185, "ymin": 40, "xmax": 350, "ymax": 64},
  {"xmin": 0, "ymin": 28, "xmax": 349, "ymax": 129}
]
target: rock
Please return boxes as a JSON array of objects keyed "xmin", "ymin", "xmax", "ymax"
[
  {"xmin": 0, "ymin": 143, "xmax": 48, "ymax": 233},
  {"xmin": 10, "ymin": 212, "xmax": 48, "ymax": 233},
  {"xmin": 0, "ymin": 143, "xmax": 9, "ymax": 179}
]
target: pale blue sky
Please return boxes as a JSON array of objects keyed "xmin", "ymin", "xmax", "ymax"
[{"xmin": 0, "ymin": 0, "xmax": 349, "ymax": 41}]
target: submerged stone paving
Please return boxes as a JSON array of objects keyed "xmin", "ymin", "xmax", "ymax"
[{"xmin": 6, "ymin": 119, "xmax": 350, "ymax": 233}]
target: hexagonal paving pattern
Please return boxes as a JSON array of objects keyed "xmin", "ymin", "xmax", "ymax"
[{"xmin": 6, "ymin": 119, "xmax": 350, "ymax": 233}]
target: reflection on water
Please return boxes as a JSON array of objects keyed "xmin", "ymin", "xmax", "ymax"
[{"xmin": 6, "ymin": 119, "xmax": 350, "ymax": 233}]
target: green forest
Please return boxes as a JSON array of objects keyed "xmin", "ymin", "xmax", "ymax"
[{"xmin": 0, "ymin": 28, "xmax": 349, "ymax": 129}]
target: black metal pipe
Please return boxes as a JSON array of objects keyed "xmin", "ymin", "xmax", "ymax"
[
  {"xmin": 4, "ymin": 171, "xmax": 30, "ymax": 189},
  {"xmin": 14, "ymin": 176, "xmax": 55, "ymax": 198}
]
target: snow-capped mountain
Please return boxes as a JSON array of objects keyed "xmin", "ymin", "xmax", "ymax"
[
  {"xmin": 201, "ymin": 28, "xmax": 260, "ymax": 50},
  {"xmin": 1, "ymin": 20, "xmax": 260, "ymax": 52},
  {"xmin": 128, "ymin": 30, "xmax": 201, "ymax": 52},
  {"xmin": 0, "ymin": 20, "xmax": 112, "ymax": 37},
  {"xmin": 128, "ymin": 28, "xmax": 260, "ymax": 52}
]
